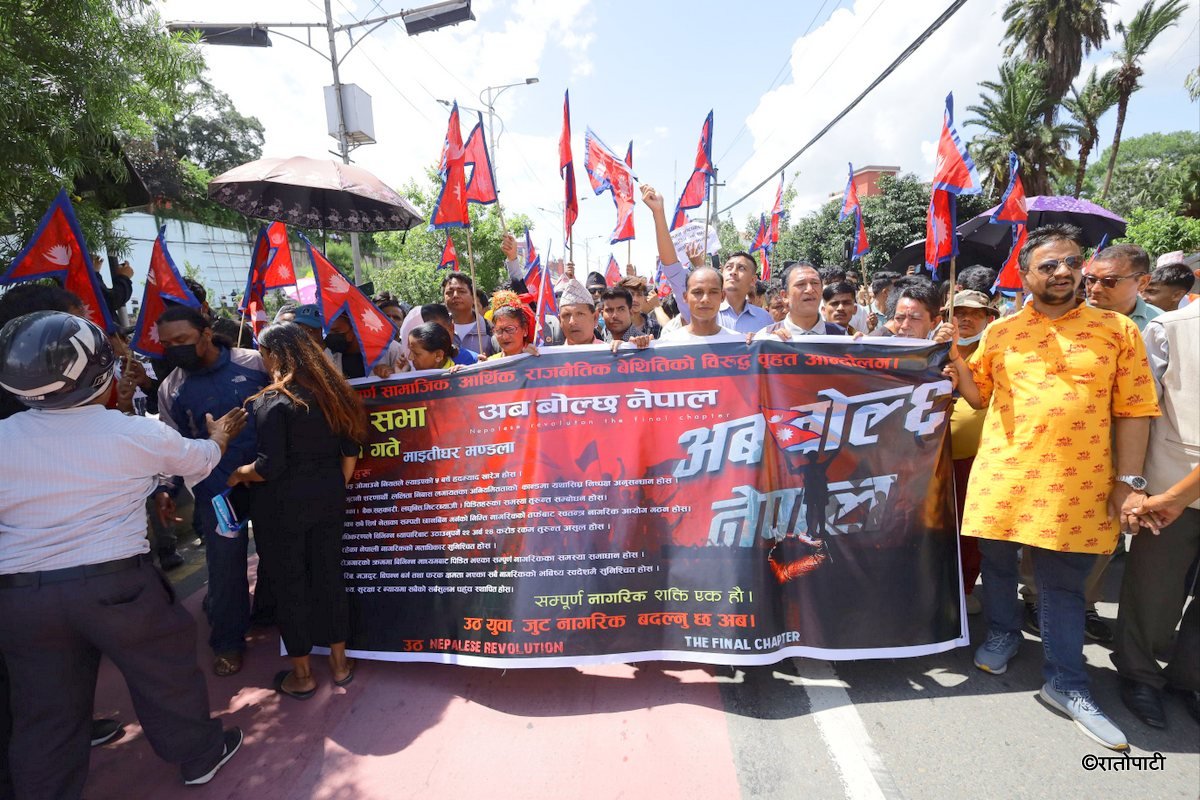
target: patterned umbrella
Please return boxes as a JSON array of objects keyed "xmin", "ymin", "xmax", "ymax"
[
  {"xmin": 958, "ymin": 195, "xmax": 1126, "ymax": 250},
  {"xmin": 208, "ymin": 156, "xmax": 422, "ymax": 233}
]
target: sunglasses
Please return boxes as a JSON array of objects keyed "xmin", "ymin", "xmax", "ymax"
[
  {"xmin": 1028, "ymin": 255, "xmax": 1085, "ymax": 276},
  {"xmin": 1083, "ymin": 272, "xmax": 1146, "ymax": 289}
]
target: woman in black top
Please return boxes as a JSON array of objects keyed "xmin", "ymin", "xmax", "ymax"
[{"xmin": 228, "ymin": 323, "xmax": 367, "ymax": 698}]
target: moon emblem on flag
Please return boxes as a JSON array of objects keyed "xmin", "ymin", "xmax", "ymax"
[{"xmin": 44, "ymin": 244, "xmax": 72, "ymax": 266}]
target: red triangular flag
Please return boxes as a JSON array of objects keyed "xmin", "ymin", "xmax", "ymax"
[
  {"xmin": 605, "ymin": 255, "xmax": 621, "ymax": 287},
  {"xmin": 302, "ymin": 234, "xmax": 396, "ymax": 369},
  {"xmin": 431, "ymin": 102, "xmax": 470, "ymax": 229},
  {"xmin": 132, "ymin": 226, "xmax": 200, "ymax": 358},
  {"xmin": 463, "ymin": 114, "xmax": 498, "ymax": 205},
  {"xmin": 439, "ymin": 236, "xmax": 459, "ymax": 271},
  {"xmin": 671, "ymin": 111, "xmax": 714, "ymax": 230},
  {"xmin": 0, "ymin": 189, "xmax": 115, "ymax": 332}
]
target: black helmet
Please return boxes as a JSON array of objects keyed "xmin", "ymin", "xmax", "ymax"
[{"xmin": 0, "ymin": 311, "xmax": 115, "ymax": 410}]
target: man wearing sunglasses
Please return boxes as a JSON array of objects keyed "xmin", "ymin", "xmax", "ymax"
[
  {"xmin": 947, "ymin": 224, "xmax": 1159, "ymax": 752},
  {"xmin": 1084, "ymin": 244, "xmax": 1163, "ymax": 331}
]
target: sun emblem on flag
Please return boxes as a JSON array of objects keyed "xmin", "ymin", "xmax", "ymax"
[
  {"xmin": 44, "ymin": 244, "xmax": 72, "ymax": 266},
  {"xmin": 276, "ymin": 263, "xmax": 293, "ymax": 281},
  {"xmin": 360, "ymin": 308, "xmax": 384, "ymax": 332}
]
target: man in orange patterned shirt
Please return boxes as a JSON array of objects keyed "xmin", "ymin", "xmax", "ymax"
[{"xmin": 949, "ymin": 224, "xmax": 1159, "ymax": 752}]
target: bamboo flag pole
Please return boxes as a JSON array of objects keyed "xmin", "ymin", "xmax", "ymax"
[
  {"xmin": 465, "ymin": 225, "xmax": 484, "ymax": 349},
  {"xmin": 947, "ymin": 255, "xmax": 957, "ymax": 324}
]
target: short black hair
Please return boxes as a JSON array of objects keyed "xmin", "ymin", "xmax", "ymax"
[
  {"xmin": 0, "ymin": 283, "xmax": 81, "ymax": 327},
  {"xmin": 780, "ymin": 260, "xmax": 819, "ymax": 290},
  {"xmin": 182, "ymin": 277, "xmax": 207, "ymax": 305},
  {"xmin": 420, "ymin": 303, "xmax": 451, "ymax": 325},
  {"xmin": 818, "ymin": 266, "xmax": 846, "ymax": 284},
  {"xmin": 753, "ymin": 279, "xmax": 769, "ymax": 298},
  {"xmin": 1148, "ymin": 262, "xmax": 1196, "ymax": 292},
  {"xmin": 599, "ymin": 287, "xmax": 633, "ymax": 308},
  {"xmin": 870, "ymin": 271, "xmax": 900, "ymax": 296},
  {"xmin": 1018, "ymin": 224, "xmax": 1085, "ymax": 271},
  {"xmin": 1094, "ymin": 243, "xmax": 1151, "ymax": 274},
  {"xmin": 374, "ymin": 291, "xmax": 402, "ymax": 311},
  {"xmin": 891, "ymin": 281, "xmax": 941, "ymax": 320},
  {"xmin": 956, "ymin": 265, "xmax": 997, "ymax": 296},
  {"xmin": 822, "ymin": 282, "xmax": 857, "ymax": 302},
  {"xmin": 408, "ymin": 321, "xmax": 456, "ymax": 360},
  {"xmin": 156, "ymin": 304, "xmax": 210, "ymax": 331},
  {"xmin": 727, "ymin": 251, "xmax": 758, "ymax": 272},
  {"xmin": 475, "ymin": 289, "xmax": 489, "ymax": 310},
  {"xmin": 440, "ymin": 271, "xmax": 473, "ymax": 292}
]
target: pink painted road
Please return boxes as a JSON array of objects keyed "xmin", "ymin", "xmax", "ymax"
[{"xmin": 83, "ymin": 565, "xmax": 743, "ymax": 800}]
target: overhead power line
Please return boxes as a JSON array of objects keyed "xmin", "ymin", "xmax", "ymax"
[{"xmin": 719, "ymin": 0, "xmax": 969, "ymax": 215}]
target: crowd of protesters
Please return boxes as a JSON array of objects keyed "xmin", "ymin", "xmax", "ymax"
[{"xmin": 0, "ymin": 186, "xmax": 1197, "ymax": 796}]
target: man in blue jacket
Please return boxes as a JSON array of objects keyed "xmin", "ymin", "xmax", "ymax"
[{"xmin": 156, "ymin": 305, "xmax": 267, "ymax": 677}]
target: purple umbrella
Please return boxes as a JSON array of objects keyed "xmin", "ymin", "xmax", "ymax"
[{"xmin": 958, "ymin": 195, "xmax": 1126, "ymax": 250}]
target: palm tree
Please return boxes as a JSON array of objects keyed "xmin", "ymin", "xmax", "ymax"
[
  {"xmin": 1002, "ymin": 0, "xmax": 1111, "ymax": 124},
  {"xmin": 1100, "ymin": 0, "xmax": 1188, "ymax": 200},
  {"xmin": 967, "ymin": 61, "xmax": 1076, "ymax": 197},
  {"xmin": 1062, "ymin": 67, "xmax": 1118, "ymax": 197}
]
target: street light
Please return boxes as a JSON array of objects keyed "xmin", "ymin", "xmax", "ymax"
[
  {"xmin": 479, "ymin": 78, "xmax": 538, "ymax": 194},
  {"xmin": 167, "ymin": 1, "xmax": 475, "ymax": 284}
]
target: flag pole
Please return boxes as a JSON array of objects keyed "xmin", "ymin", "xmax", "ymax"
[
  {"xmin": 465, "ymin": 224, "xmax": 484, "ymax": 349},
  {"xmin": 947, "ymin": 255, "xmax": 957, "ymax": 324},
  {"xmin": 703, "ymin": 172, "xmax": 712, "ymax": 257},
  {"xmin": 236, "ymin": 307, "xmax": 247, "ymax": 348},
  {"xmin": 626, "ymin": 240, "xmax": 632, "ymax": 273}
]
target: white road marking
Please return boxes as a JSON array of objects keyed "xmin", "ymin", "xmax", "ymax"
[{"xmin": 791, "ymin": 658, "xmax": 904, "ymax": 800}]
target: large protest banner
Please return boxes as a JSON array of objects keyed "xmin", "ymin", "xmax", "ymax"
[{"xmin": 343, "ymin": 338, "xmax": 968, "ymax": 667}]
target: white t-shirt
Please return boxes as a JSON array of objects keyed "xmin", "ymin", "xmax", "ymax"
[{"xmin": 660, "ymin": 325, "xmax": 742, "ymax": 344}]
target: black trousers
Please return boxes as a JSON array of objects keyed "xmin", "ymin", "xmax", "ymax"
[
  {"xmin": 253, "ymin": 474, "xmax": 350, "ymax": 657},
  {"xmin": 0, "ymin": 560, "xmax": 223, "ymax": 800}
]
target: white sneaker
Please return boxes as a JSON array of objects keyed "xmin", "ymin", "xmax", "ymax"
[{"xmin": 1039, "ymin": 684, "xmax": 1128, "ymax": 751}]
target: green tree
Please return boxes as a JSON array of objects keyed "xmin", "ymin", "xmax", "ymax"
[
  {"xmin": 1118, "ymin": 207, "xmax": 1200, "ymax": 256},
  {"xmin": 966, "ymin": 60, "xmax": 1076, "ymax": 197},
  {"xmin": 154, "ymin": 77, "xmax": 265, "ymax": 175},
  {"xmin": 370, "ymin": 171, "xmax": 532, "ymax": 305},
  {"xmin": 1100, "ymin": 0, "xmax": 1188, "ymax": 200},
  {"xmin": 0, "ymin": 0, "xmax": 203, "ymax": 259},
  {"xmin": 1083, "ymin": 130, "xmax": 1200, "ymax": 217},
  {"xmin": 1062, "ymin": 66, "xmax": 1119, "ymax": 197},
  {"xmin": 1001, "ymin": 0, "xmax": 1110, "ymax": 124}
]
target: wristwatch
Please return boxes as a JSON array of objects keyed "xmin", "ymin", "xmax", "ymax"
[{"xmin": 1116, "ymin": 474, "xmax": 1148, "ymax": 491}]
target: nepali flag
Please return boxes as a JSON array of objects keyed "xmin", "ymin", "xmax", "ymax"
[
  {"xmin": 301, "ymin": 233, "xmax": 396, "ymax": 370},
  {"xmin": 533, "ymin": 240, "xmax": 558, "ymax": 347},
  {"xmin": 239, "ymin": 222, "xmax": 296, "ymax": 336},
  {"xmin": 750, "ymin": 213, "xmax": 770, "ymax": 255},
  {"xmin": 839, "ymin": 164, "xmax": 870, "ymax": 261},
  {"xmin": 431, "ymin": 101, "xmax": 470, "ymax": 229},
  {"xmin": 0, "ymin": 189, "xmax": 114, "ymax": 333},
  {"xmin": 991, "ymin": 153, "xmax": 1028, "ymax": 292},
  {"xmin": 131, "ymin": 226, "xmax": 200, "ymax": 358},
  {"xmin": 769, "ymin": 172, "xmax": 786, "ymax": 246},
  {"xmin": 671, "ymin": 111, "xmax": 715, "ymax": 230},
  {"xmin": 761, "ymin": 249, "xmax": 772, "ymax": 282},
  {"xmin": 584, "ymin": 128, "xmax": 638, "ymax": 244},
  {"xmin": 463, "ymin": 113, "xmax": 498, "ymax": 205},
  {"xmin": 1084, "ymin": 234, "xmax": 1109, "ymax": 273},
  {"xmin": 762, "ymin": 407, "xmax": 823, "ymax": 453},
  {"xmin": 654, "ymin": 259, "xmax": 671, "ymax": 298},
  {"xmin": 439, "ymin": 236, "xmax": 459, "ymax": 271},
  {"xmin": 559, "ymin": 91, "xmax": 579, "ymax": 243},
  {"xmin": 522, "ymin": 227, "xmax": 543, "ymax": 297},
  {"xmin": 924, "ymin": 93, "xmax": 979, "ymax": 272},
  {"xmin": 605, "ymin": 254, "xmax": 622, "ymax": 287}
]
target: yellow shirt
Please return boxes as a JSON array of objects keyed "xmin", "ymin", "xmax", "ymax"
[
  {"xmin": 949, "ymin": 397, "xmax": 987, "ymax": 460},
  {"xmin": 962, "ymin": 304, "xmax": 1159, "ymax": 553}
]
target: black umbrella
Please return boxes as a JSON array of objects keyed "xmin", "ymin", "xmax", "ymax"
[
  {"xmin": 886, "ymin": 235, "xmax": 1004, "ymax": 276},
  {"xmin": 958, "ymin": 195, "xmax": 1126, "ymax": 250},
  {"xmin": 208, "ymin": 156, "xmax": 422, "ymax": 232}
]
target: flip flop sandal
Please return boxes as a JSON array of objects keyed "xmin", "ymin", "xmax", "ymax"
[
  {"xmin": 273, "ymin": 670, "xmax": 317, "ymax": 700},
  {"xmin": 333, "ymin": 659, "xmax": 356, "ymax": 687},
  {"xmin": 212, "ymin": 652, "xmax": 243, "ymax": 677}
]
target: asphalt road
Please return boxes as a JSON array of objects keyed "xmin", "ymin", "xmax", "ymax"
[{"xmin": 80, "ymin": 544, "xmax": 1199, "ymax": 800}]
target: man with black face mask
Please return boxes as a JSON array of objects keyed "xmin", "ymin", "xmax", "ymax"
[{"xmin": 155, "ymin": 305, "xmax": 267, "ymax": 678}]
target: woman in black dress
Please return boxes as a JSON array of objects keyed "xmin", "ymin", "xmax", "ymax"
[{"xmin": 228, "ymin": 322, "xmax": 367, "ymax": 698}]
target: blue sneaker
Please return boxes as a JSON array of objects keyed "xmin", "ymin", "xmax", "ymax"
[
  {"xmin": 974, "ymin": 629, "xmax": 1021, "ymax": 675},
  {"xmin": 1039, "ymin": 683, "xmax": 1128, "ymax": 751}
]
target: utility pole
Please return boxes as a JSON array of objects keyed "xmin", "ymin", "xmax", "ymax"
[{"xmin": 323, "ymin": 0, "xmax": 364, "ymax": 283}]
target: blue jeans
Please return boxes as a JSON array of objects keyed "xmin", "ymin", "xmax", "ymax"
[
  {"xmin": 977, "ymin": 538, "xmax": 1097, "ymax": 693},
  {"xmin": 193, "ymin": 494, "xmax": 250, "ymax": 655}
]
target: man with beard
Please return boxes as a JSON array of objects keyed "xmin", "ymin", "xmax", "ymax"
[{"xmin": 949, "ymin": 224, "xmax": 1158, "ymax": 751}]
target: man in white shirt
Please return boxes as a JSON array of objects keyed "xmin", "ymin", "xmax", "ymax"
[
  {"xmin": 660, "ymin": 267, "xmax": 742, "ymax": 343},
  {"xmin": 755, "ymin": 262, "xmax": 846, "ymax": 340},
  {"xmin": 0, "ymin": 311, "xmax": 246, "ymax": 795}
]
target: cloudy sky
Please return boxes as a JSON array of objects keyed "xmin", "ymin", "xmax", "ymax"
[{"xmin": 159, "ymin": 0, "xmax": 1199, "ymax": 279}]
